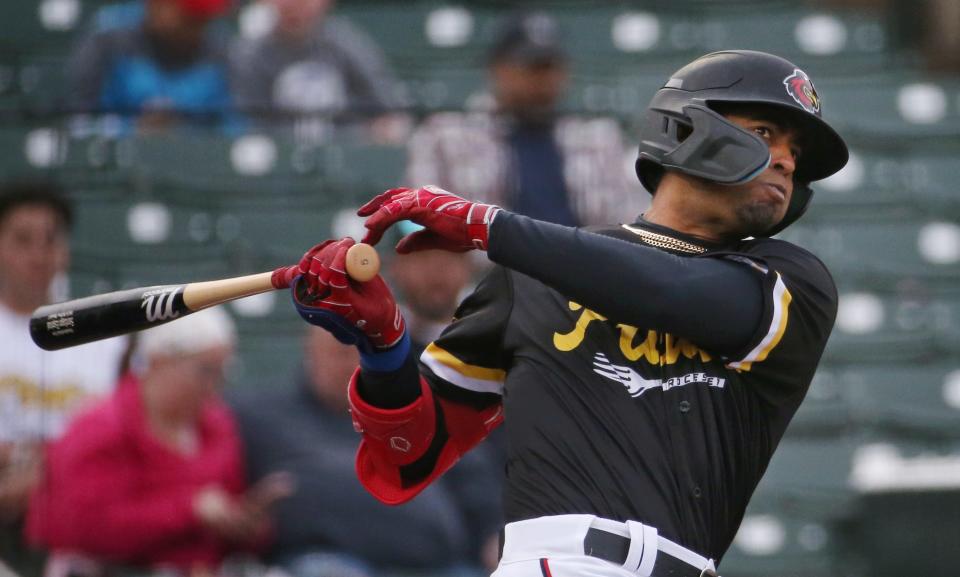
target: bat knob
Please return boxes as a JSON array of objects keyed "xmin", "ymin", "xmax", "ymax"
[{"xmin": 346, "ymin": 243, "xmax": 380, "ymax": 282}]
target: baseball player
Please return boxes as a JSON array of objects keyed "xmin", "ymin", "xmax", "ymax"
[{"xmin": 272, "ymin": 50, "xmax": 848, "ymax": 577}]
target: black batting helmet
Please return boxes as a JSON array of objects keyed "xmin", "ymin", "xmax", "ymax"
[{"xmin": 635, "ymin": 50, "xmax": 848, "ymax": 236}]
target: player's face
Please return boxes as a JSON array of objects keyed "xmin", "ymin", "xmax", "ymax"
[
  {"xmin": 716, "ymin": 113, "xmax": 801, "ymax": 236},
  {"xmin": 0, "ymin": 205, "xmax": 68, "ymax": 306}
]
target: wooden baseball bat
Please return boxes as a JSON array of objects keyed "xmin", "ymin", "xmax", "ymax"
[{"xmin": 30, "ymin": 243, "xmax": 380, "ymax": 351}]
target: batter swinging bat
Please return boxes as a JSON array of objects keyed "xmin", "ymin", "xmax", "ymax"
[{"xmin": 30, "ymin": 243, "xmax": 380, "ymax": 351}]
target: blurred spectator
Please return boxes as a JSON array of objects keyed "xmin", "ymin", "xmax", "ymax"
[
  {"xmin": 389, "ymin": 244, "xmax": 475, "ymax": 354},
  {"xmin": 228, "ymin": 327, "xmax": 500, "ymax": 577},
  {"xmin": 26, "ymin": 307, "xmax": 292, "ymax": 576},
  {"xmin": 922, "ymin": 0, "xmax": 960, "ymax": 71},
  {"xmin": 0, "ymin": 182, "xmax": 125, "ymax": 576},
  {"xmin": 65, "ymin": 0, "xmax": 238, "ymax": 134},
  {"xmin": 230, "ymin": 0, "xmax": 408, "ymax": 142},
  {"xmin": 406, "ymin": 11, "xmax": 647, "ymax": 226}
]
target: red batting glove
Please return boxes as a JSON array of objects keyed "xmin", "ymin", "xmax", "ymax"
[
  {"xmin": 290, "ymin": 238, "xmax": 405, "ymax": 350},
  {"xmin": 357, "ymin": 186, "xmax": 502, "ymax": 253},
  {"xmin": 271, "ymin": 240, "xmax": 338, "ymax": 290}
]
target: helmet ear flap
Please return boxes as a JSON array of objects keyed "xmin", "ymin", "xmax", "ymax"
[
  {"xmin": 635, "ymin": 157, "xmax": 664, "ymax": 193},
  {"xmin": 761, "ymin": 182, "xmax": 813, "ymax": 237}
]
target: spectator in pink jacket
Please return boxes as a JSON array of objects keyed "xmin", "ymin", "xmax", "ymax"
[{"xmin": 27, "ymin": 307, "xmax": 292, "ymax": 575}]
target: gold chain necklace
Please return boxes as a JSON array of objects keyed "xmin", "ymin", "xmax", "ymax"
[{"xmin": 621, "ymin": 224, "xmax": 708, "ymax": 255}]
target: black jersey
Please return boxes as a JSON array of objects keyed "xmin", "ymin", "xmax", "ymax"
[{"xmin": 417, "ymin": 218, "xmax": 837, "ymax": 561}]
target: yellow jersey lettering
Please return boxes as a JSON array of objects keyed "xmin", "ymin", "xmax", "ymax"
[
  {"xmin": 553, "ymin": 302, "xmax": 712, "ymax": 366},
  {"xmin": 553, "ymin": 302, "xmax": 608, "ymax": 352},
  {"xmin": 617, "ymin": 325, "xmax": 660, "ymax": 364}
]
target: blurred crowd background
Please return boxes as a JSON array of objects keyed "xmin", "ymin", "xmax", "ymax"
[{"xmin": 1, "ymin": 0, "xmax": 959, "ymax": 576}]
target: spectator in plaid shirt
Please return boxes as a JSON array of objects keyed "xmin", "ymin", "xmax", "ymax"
[{"xmin": 406, "ymin": 11, "xmax": 647, "ymax": 227}]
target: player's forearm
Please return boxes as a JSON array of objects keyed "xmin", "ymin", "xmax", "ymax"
[
  {"xmin": 487, "ymin": 212, "xmax": 763, "ymax": 354},
  {"xmin": 356, "ymin": 347, "xmax": 422, "ymax": 408}
]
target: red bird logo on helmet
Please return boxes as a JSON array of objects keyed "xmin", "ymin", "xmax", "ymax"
[{"xmin": 783, "ymin": 69, "xmax": 821, "ymax": 114}]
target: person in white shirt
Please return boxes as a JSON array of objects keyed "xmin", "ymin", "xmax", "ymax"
[{"xmin": 0, "ymin": 181, "xmax": 125, "ymax": 572}]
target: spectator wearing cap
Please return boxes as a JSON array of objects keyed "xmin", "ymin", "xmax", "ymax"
[
  {"xmin": 65, "ymin": 0, "xmax": 240, "ymax": 133},
  {"xmin": 406, "ymin": 11, "xmax": 647, "ymax": 226},
  {"xmin": 26, "ymin": 308, "xmax": 292, "ymax": 576},
  {"xmin": 228, "ymin": 327, "xmax": 501, "ymax": 577},
  {"xmin": 230, "ymin": 0, "xmax": 408, "ymax": 142}
]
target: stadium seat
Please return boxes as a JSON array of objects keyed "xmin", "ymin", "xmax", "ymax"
[
  {"xmin": 0, "ymin": 127, "xmax": 134, "ymax": 191},
  {"xmin": 131, "ymin": 133, "xmax": 317, "ymax": 196},
  {"xmin": 321, "ymin": 142, "xmax": 407, "ymax": 195},
  {"xmin": 754, "ymin": 434, "xmax": 860, "ymax": 508},
  {"xmin": 907, "ymin": 150, "xmax": 960, "ymax": 214},
  {"xmin": 722, "ymin": 433, "xmax": 864, "ymax": 577},
  {"xmin": 822, "ymin": 286, "xmax": 959, "ymax": 362},
  {"xmin": 853, "ymin": 485, "xmax": 960, "ymax": 577},
  {"xmin": 721, "ymin": 506, "xmax": 861, "ymax": 577},
  {"xmin": 215, "ymin": 200, "xmax": 342, "ymax": 263},
  {"xmin": 816, "ymin": 72, "xmax": 960, "ymax": 138},
  {"xmin": 69, "ymin": 193, "xmax": 222, "ymax": 252},
  {"xmin": 840, "ymin": 362, "xmax": 960, "ymax": 441},
  {"xmin": 788, "ymin": 366, "xmax": 857, "ymax": 435},
  {"xmin": 779, "ymin": 219, "xmax": 960, "ymax": 288},
  {"xmin": 128, "ymin": 133, "xmax": 403, "ymax": 205},
  {"xmin": 338, "ymin": 2, "xmax": 496, "ymax": 71},
  {"xmin": 0, "ymin": 0, "xmax": 106, "ymax": 57},
  {"xmin": 805, "ymin": 145, "xmax": 918, "ymax": 218}
]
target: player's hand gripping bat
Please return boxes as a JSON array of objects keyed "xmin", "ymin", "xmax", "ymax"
[{"xmin": 30, "ymin": 243, "xmax": 380, "ymax": 351}]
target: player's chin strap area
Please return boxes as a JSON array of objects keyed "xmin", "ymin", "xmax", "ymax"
[{"xmin": 501, "ymin": 515, "xmax": 719, "ymax": 577}]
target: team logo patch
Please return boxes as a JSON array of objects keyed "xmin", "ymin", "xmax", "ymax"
[
  {"xmin": 592, "ymin": 352, "xmax": 726, "ymax": 397},
  {"xmin": 783, "ymin": 69, "xmax": 820, "ymax": 114}
]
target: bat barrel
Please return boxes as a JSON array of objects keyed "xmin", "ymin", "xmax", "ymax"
[{"xmin": 30, "ymin": 285, "xmax": 189, "ymax": 351}]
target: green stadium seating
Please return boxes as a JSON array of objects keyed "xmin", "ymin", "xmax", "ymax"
[
  {"xmin": 907, "ymin": 151, "xmax": 960, "ymax": 215},
  {"xmin": 779, "ymin": 219, "xmax": 960, "ymax": 289},
  {"xmin": 339, "ymin": 2, "xmax": 498, "ymax": 72},
  {"xmin": 127, "ymin": 133, "xmax": 403, "ymax": 204},
  {"xmin": 754, "ymin": 434, "xmax": 860, "ymax": 508},
  {"xmin": 721, "ymin": 433, "xmax": 864, "ymax": 577},
  {"xmin": 788, "ymin": 366, "xmax": 857, "ymax": 435},
  {"xmin": 214, "ymin": 199, "xmax": 342, "ymax": 263},
  {"xmin": 854, "ymin": 486, "xmax": 960, "ymax": 577},
  {"xmin": 0, "ymin": 127, "xmax": 133, "ymax": 191},
  {"xmin": 804, "ymin": 147, "xmax": 919, "ymax": 219},
  {"xmin": 0, "ymin": 1, "xmax": 101, "ymax": 57},
  {"xmin": 841, "ymin": 362, "xmax": 960, "ymax": 442},
  {"xmin": 130, "ymin": 133, "xmax": 319, "ymax": 197},
  {"xmin": 817, "ymin": 72, "xmax": 960, "ymax": 138},
  {"xmin": 823, "ymin": 287, "xmax": 959, "ymax": 362},
  {"xmin": 721, "ymin": 507, "xmax": 862, "ymax": 577}
]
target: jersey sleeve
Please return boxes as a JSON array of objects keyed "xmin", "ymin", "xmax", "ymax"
[
  {"xmin": 720, "ymin": 239, "xmax": 838, "ymax": 402},
  {"xmin": 419, "ymin": 264, "xmax": 514, "ymax": 403}
]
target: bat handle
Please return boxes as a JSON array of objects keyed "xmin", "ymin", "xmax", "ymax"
[{"xmin": 182, "ymin": 272, "xmax": 275, "ymax": 311}]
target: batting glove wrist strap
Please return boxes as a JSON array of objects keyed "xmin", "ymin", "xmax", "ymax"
[{"xmin": 359, "ymin": 331, "xmax": 411, "ymax": 373}]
